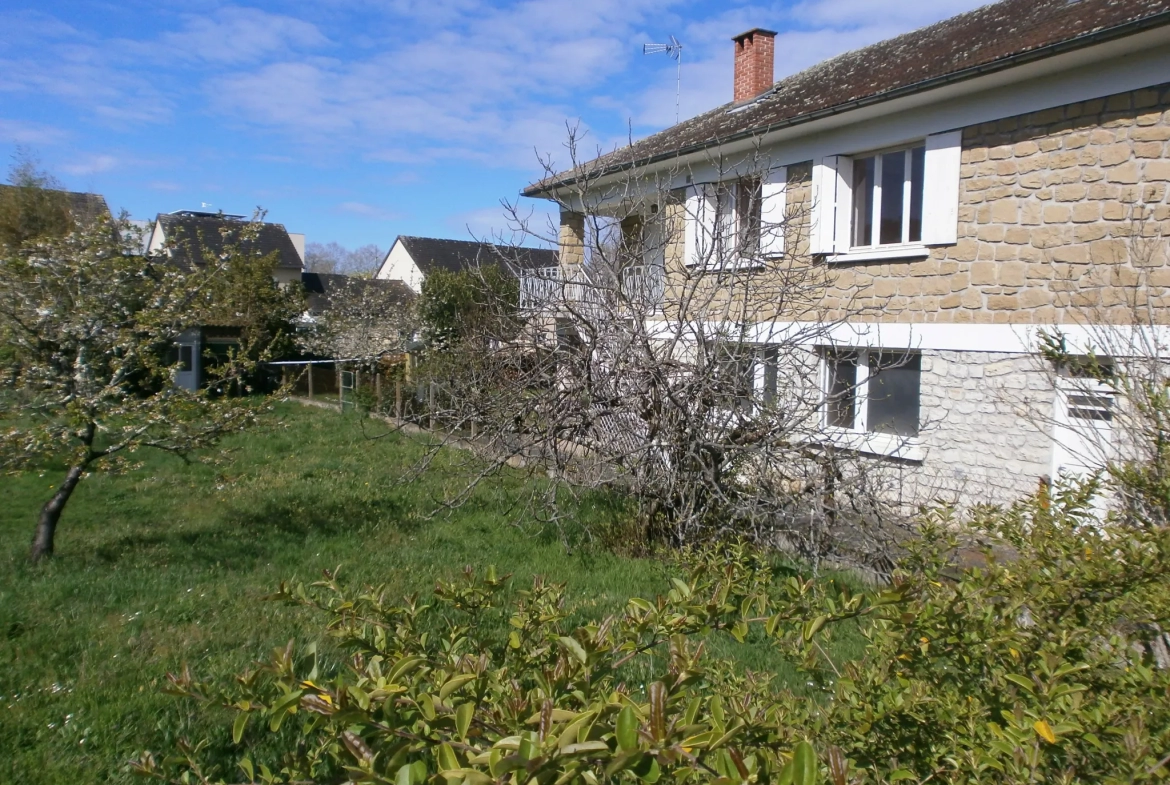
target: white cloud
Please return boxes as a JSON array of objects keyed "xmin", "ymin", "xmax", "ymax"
[
  {"xmin": 61, "ymin": 153, "xmax": 119, "ymax": 176},
  {"xmin": 0, "ymin": 118, "xmax": 69, "ymax": 145},
  {"xmin": 158, "ymin": 7, "xmax": 330, "ymax": 65},
  {"xmin": 338, "ymin": 201, "xmax": 405, "ymax": 221},
  {"xmin": 447, "ymin": 203, "xmax": 558, "ymax": 246}
]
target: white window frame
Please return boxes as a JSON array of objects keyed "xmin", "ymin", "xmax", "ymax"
[
  {"xmin": 848, "ymin": 141, "xmax": 925, "ymax": 251},
  {"xmin": 820, "ymin": 348, "xmax": 925, "ymax": 461},
  {"xmin": 685, "ymin": 168, "xmax": 787, "ymax": 270},
  {"xmin": 811, "ymin": 129, "xmax": 961, "ymax": 263}
]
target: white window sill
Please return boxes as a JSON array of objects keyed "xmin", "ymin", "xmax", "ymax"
[
  {"xmin": 686, "ymin": 256, "xmax": 776, "ymax": 271},
  {"xmin": 823, "ymin": 427, "xmax": 926, "ymax": 462},
  {"xmin": 826, "ymin": 244, "xmax": 930, "ymax": 264}
]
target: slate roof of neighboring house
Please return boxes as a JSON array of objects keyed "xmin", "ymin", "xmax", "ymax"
[
  {"xmin": 398, "ymin": 236, "xmax": 558, "ymax": 275},
  {"xmin": 0, "ymin": 185, "xmax": 111, "ymax": 223},
  {"xmin": 301, "ymin": 272, "xmax": 414, "ymax": 315},
  {"xmin": 157, "ymin": 211, "xmax": 303, "ymax": 270},
  {"xmin": 525, "ymin": 0, "xmax": 1170, "ymax": 195},
  {"xmin": 65, "ymin": 191, "xmax": 112, "ymax": 224}
]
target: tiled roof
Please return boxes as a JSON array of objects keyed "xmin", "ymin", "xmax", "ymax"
[
  {"xmin": 0, "ymin": 185, "xmax": 111, "ymax": 224},
  {"xmin": 158, "ymin": 212, "xmax": 303, "ymax": 270},
  {"xmin": 302, "ymin": 272, "xmax": 414, "ymax": 315},
  {"xmin": 398, "ymin": 236, "xmax": 558, "ymax": 275},
  {"xmin": 525, "ymin": 0, "xmax": 1170, "ymax": 195}
]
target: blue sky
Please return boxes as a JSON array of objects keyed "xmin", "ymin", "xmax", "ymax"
[{"xmin": 0, "ymin": 0, "xmax": 987, "ymax": 252}]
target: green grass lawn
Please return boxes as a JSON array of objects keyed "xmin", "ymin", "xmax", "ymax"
[{"xmin": 0, "ymin": 401, "xmax": 864, "ymax": 784}]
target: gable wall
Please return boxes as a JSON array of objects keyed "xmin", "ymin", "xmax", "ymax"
[{"xmin": 376, "ymin": 241, "xmax": 425, "ymax": 293}]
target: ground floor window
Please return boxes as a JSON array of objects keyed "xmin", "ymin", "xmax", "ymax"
[
  {"xmin": 710, "ymin": 343, "xmax": 779, "ymax": 412},
  {"xmin": 822, "ymin": 348, "xmax": 921, "ymax": 437}
]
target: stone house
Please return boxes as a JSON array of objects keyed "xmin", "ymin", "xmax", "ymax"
[{"xmin": 522, "ymin": 0, "xmax": 1170, "ymax": 509}]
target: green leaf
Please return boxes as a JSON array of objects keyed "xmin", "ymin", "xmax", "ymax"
[
  {"xmin": 232, "ymin": 712, "xmax": 248, "ymax": 745},
  {"xmin": 396, "ymin": 763, "xmax": 415, "ymax": 785},
  {"xmin": 889, "ymin": 770, "xmax": 915, "ymax": 782},
  {"xmin": 238, "ymin": 757, "xmax": 254, "ymax": 781},
  {"xmin": 616, "ymin": 705, "xmax": 639, "ymax": 751},
  {"xmin": 436, "ymin": 743, "xmax": 460, "ymax": 772},
  {"xmin": 802, "ymin": 616, "xmax": 827, "ymax": 642},
  {"xmin": 440, "ymin": 673, "xmax": 478, "ymax": 701},
  {"xmin": 730, "ymin": 620, "xmax": 750, "ymax": 643},
  {"xmin": 792, "ymin": 742, "xmax": 818, "ymax": 785},
  {"xmin": 456, "ymin": 702, "xmax": 474, "ymax": 740},
  {"xmin": 559, "ymin": 636, "xmax": 588, "ymax": 664},
  {"xmin": 388, "ymin": 656, "xmax": 427, "ymax": 684},
  {"xmin": 1003, "ymin": 674, "xmax": 1035, "ymax": 693},
  {"xmin": 633, "ymin": 755, "xmax": 661, "ymax": 783},
  {"xmin": 670, "ymin": 578, "xmax": 692, "ymax": 598},
  {"xmin": 561, "ymin": 741, "xmax": 610, "ymax": 756}
]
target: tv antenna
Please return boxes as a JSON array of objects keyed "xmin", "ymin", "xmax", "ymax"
[{"xmin": 643, "ymin": 35, "xmax": 683, "ymax": 124}]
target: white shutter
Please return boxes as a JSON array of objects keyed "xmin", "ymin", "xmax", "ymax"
[
  {"xmin": 810, "ymin": 158, "xmax": 836, "ymax": 255},
  {"xmin": 684, "ymin": 184, "xmax": 717, "ymax": 267},
  {"xmin": 832, "ymin": 157, "xmax": 853, "ymax": 253},
  {"xmin": 759, "ymin": 166, "xmax": 787, "ymax": 258},
  {"xmin": 811, "ymin": 157, "xmax": 853, "ymax": 255},
  {"xmin": 922, "ymin": 130, "xmax": 962, "ymax": 245}
]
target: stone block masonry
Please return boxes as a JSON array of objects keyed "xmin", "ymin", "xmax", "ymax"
[{"xmin": 818, "ymin": 83, "xmax": 1170, "ymax": 326}]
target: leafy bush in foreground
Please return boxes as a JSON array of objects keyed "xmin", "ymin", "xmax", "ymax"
[{"xmin": 134, "ymin": 476, "xmax": 1170, "ymax": 785}]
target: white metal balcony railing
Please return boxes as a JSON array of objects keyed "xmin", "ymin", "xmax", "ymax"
[{"xmin": 519, "ymin": 264, "xmax": 664, "ymax": 311}]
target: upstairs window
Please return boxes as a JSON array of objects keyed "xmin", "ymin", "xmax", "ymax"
[
  {"xmin": 683, "ymin": 168, "xmax": 787, "ymax": 268},
  {"xmin": 736, "ymin": 176, "xmax": 762, "ymax": 256},
  {"xmin": 811, "ymin": 130, "xmax": 961, "ymax": 258},
  {"xmin": 850, "ymin": 145, "xmax": 926, "ymax": 248}
]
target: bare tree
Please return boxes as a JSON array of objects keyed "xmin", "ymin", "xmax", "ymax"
[
  {"xmin": 398, "ymin": 129, "xmax": 911, "ymax": 569},
  {"xmin": 305, "ymin": 241, "xmax": 385, "ymax": 277}
]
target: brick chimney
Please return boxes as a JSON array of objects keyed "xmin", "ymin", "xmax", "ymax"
[{"xmin": 732, "ymin": 28, "xmax": 777, "ymax": 103}]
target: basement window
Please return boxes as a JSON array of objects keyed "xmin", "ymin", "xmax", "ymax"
[{"xmin": 823, "ymin": 348, "xmax": 921, "ymax": 438}]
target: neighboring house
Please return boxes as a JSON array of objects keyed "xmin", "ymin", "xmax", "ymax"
[
  {"xmin": 0, "ymin": 185, "xmax": 112, "ymax": 224},
  {"xmin": 523, "ymin": 0, "xmax": 1170, "ymax": 509},
  {"xmin": 146, "ymin": 210, "xmax": 306, "ymax": 390},
  {"xmin": 375, "ymin": 235, "xmax": 557, "ymax": 293},
  {"xmin": 147, "ymin": 210, "xmax": 305, "ymax": 285},
  {"xmin": 300, "ymin": 271, "xmax": 415, "ymax": 360},
  {"xmin": 0, "ymin": 185, "xmax": 112, "ymax": 238}
]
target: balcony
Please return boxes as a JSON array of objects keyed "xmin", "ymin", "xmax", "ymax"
[{"xmin": 520, "ymin": 264, "xmax": 664, "ymax": 312}]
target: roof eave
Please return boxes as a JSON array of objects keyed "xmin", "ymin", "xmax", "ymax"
[{"xmin": 522, "ymin": 10, "xmax": 1170, "ymax": 199}]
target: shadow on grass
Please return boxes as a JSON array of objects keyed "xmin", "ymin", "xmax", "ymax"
[{"xmin": 91, "ymin": 489, "xmax": 417, "ymax": 568}]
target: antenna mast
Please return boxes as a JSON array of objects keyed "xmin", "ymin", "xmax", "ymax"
[{"xmin": 643, "ymin": 35, "xmax": 683, "ymax": 124}]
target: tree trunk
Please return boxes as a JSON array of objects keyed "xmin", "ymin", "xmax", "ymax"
[{"xmin": 30, "ymin": 462, "xmax": 86, "ymax": 562}]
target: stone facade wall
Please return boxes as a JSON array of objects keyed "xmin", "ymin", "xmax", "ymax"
[
  {"xmin": 817, "ymin": 82, "xmax": 1170, "ymax": 324},
  {"xmin": 907, "ymin": 351, "xmax": 1054, "ymax": 507}
]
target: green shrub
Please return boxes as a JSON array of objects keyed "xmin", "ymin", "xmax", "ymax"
[{"xmin": 136, "ymin": 479, "xmax": 1170, "ymax": 784}]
